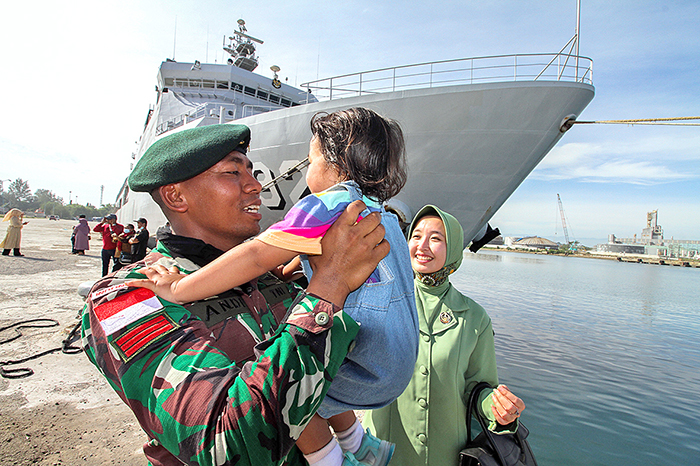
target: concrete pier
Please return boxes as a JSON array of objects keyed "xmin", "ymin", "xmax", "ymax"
[{"xmin": 0, "ymin": 218, "xmax": 145, "ymax": 465}]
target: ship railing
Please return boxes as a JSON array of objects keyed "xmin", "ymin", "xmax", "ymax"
[
  {"xmin": 241, "ymin": 104, "xmax": 283, "ymax": 118},
  {"xmin": 155, "ymin": 102, "xmax": 239, "ymax": 136},
  {"xmin": 301, "ymin": 53, "xmax": 593, "ymax": 102}
]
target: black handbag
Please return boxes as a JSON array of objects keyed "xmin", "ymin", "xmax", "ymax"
[{"xmin": 458, "ymin": 382, "xmax": 538, "ymax": 466}]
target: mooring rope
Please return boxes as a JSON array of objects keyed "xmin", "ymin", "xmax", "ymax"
[
  {"xmin": 573, "ymin": 116, "xmax": 700, "ymax": 126},
  {"xmin": 0, "ymin": 318, "xmax": 83, "ymax": 379}
]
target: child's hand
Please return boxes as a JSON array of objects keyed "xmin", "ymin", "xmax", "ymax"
[
  {"xmin": 127, "ymin": 264, "xmax": 187, "ymax": 304},
  {"xmin": 271, "ymin": 256, "xmax": 304, "ymax": 282}
]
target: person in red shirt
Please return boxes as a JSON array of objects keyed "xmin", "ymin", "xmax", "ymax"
[{"xmin": 93, "ymin": 213, "xmax": 124, "ymax": 276}]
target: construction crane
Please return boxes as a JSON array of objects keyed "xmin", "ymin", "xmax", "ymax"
[
  {"xmin": 557, "ymin": 194, "xmax": 570, "ymax": 245},
  {"xmin": 557, "ymin": 193, "xmax": 576, "ymax": 252}
]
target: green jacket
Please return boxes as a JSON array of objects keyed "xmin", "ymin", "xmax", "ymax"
[
  {"xmin": 363, "ymin": 286, "xmax": 500, "ymax": 466},
  {"xmin": 82, "ymin": 238, "xmax": 359, "ymax": 465}
]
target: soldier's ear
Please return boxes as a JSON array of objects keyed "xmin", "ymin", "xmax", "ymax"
[{"xmin": 158, "ymin": 183, "xmax": 188, "ymax": 213}]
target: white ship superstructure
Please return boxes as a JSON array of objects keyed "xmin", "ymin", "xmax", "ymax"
[{"xmin": 116, "ymin": 19, "xmax": 594, "ymax": 247}]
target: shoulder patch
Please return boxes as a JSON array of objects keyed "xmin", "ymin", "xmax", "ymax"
[
  {"xmin": 112, "ymin": 311, "xmax": 179, "ymax": 362},
  {"xmin": 94, "ymin": 287, "xmax": 164, "ymax": 336}
]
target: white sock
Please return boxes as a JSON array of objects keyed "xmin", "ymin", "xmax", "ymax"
[
  {"xmin": 304, "ymin": 438, "xmax": 344, "ymax": 466},
  {"xmin": 336, "ymin": 418, "xmax": 364, "ymax": 454}
]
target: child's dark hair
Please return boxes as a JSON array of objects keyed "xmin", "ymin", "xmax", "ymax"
[{"xmin": 310, "ymin": 107, "xmax": 407, "ymax": 203}]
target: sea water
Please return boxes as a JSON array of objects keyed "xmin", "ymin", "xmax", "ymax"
[{"xmin": 451, "ymin": 250, "xmax": 700, "ymax": 466}]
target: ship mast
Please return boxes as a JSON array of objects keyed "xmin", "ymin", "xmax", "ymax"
[
  {"xmin": 575, "ymin": 0, "xmax": 581, "ymax": 80},
  {"xmin": 223, "ymin": 19, "xmax": 263, "ymax": 72}
]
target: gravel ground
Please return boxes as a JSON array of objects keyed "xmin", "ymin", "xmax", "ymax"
[{"xmin": 0, "ymin": 218, "xmax": 147, "ymax": 465}]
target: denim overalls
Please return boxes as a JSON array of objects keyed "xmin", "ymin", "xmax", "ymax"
[{"xmin": 301, "ymin": 182, "xmax": 419, "ymax": 417}]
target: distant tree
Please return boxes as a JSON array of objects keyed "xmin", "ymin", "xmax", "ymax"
[
  {"xmin": 43, "ymin": 201, "xmax": 63, "ymax": 217},
  {"xmin": 35, "ymin": 188, "xmax": 63, "ymax": 206},
  {"xmin": 7, "ymin": 178, "xmax": 35, "ymax": 209},
  {"xmin": 1, "ymin": 179, "xmax": 117, "ymax": 218}
]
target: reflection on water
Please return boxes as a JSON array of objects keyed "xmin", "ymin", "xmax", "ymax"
[{"xmin": 451, "ymin": 250, "xmax": 700, "ymax": 466}]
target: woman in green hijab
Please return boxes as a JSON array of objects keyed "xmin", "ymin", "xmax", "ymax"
[{"xmin": 363, "ymin": 205, "xmax": 525, "ymax": 466}]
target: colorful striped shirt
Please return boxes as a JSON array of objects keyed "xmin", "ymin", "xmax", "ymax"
[{"xmin": 257, "ymin": 181, "xmax": 381, "ymax": 282}]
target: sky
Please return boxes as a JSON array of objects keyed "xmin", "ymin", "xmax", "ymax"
[{"xmin": 1, "ymin": 0, "xmax": 699, "ymax": 246}]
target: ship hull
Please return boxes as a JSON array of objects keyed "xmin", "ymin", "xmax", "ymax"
[{"xmin": 118, "ymin": 79, "xmax": 594, "ymax": 245}]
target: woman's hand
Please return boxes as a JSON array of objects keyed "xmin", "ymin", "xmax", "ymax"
[
  {"xmin": 126, "ymin": 264, "xmax": 187, "ymax": 304},
  {"xmin": 491, "ymin": 384, "xmax": 526, "ymax": 425}
]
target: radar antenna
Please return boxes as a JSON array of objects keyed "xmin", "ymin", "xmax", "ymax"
[{"xmin": 271, "ymin": 65, "xmax": 282, "ymax": 89}]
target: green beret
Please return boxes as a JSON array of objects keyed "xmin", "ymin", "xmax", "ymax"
[{"xmin": 128, "ymin": 124, "xmax": 251, "ymax": 192}]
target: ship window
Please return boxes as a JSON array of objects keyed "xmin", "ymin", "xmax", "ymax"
[
  {"xmin": 257, "ymin": 90, "xmax": 268, "ymax": 100},
  {"xmin": 291, "ymin": 102, "xmax": 300, "ymax": 107},
  {"xmin": 217, "ymin": 81, "xmax": 229, "ymax": 89},
  {"xmin": 281, "ymin": 98, "xmax": 291, "ymax": 107},
  {"xmin": 231, "ymin": 82, "xmax": 243, "ymax": 92},
  {"xmin": 164, "ymin": 78, "xmax": 174, "ymax": 86},
  {"xmin": 269, "ymin": 94, "xmax": 280, "ymax": 104},
  {"xmin": 244, "ymin": 86, "xmax": 256, "ymax": 96},
  {"xmin": 202, "ymin": 80, "xmax": 215, "ymax": 89}
]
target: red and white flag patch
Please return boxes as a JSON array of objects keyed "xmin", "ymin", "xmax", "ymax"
[{"xmin": 94, "ymin": 288, "xmax": 164, "ymax": 336}]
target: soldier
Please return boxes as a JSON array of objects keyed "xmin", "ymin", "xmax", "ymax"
[{"xmin": 81, "ymin": 124, "xmax": 388, "ymax": 466}]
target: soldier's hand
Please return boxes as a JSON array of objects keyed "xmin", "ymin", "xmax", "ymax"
[{"xmin": 307, "ymin": 200, "xmax": 389, "ymax": 308}]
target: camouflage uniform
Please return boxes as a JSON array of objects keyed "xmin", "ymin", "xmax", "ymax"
[{"xmin": 81, "ymin": 235, "xmax": 360, "ymax": 466}]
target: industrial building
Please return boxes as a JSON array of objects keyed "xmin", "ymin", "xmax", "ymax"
[{"xmin": 596, "ymin": 210, "xmax": 699, "ymax": 259}]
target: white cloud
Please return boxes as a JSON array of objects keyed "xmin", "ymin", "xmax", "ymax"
[{"xmin": 533, "ymin": 133, "xmax": 700, "ymax": 184}]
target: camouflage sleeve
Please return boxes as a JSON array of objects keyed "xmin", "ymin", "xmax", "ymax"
[{"xmin": 83, "ymin": 286, "xmax": 359, "ymax": 466}]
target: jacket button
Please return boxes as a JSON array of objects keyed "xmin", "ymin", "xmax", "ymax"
[
  {"xmin": 422, "ymin": 334, "xmax": 430, "ymax": 342},
  {"xmin": 419, "ymin": 365, "xmax": 428, "ymax": 375},
  {"xmin": 418, "ymin": 434, "xmax": 427, "ymax": 444},
  {"xmin": 418, "ymin": 398, "xmax": 428, "ymax": 408},
  {"xmin": 315, "ymin": 312, "xmax": 330, "ymax": 325}
]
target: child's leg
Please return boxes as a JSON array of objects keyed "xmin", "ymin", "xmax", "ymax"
[
  {"xmin": 297, "ymin": 414, "xmax": 343, "ymax": 466},
  {"xmin": 327, "ymin": 410, "xmax": 357, "ymax": 432},
  {"xmin": 330, "ymin": 411, "xmax": 395, "ymax": 466},
  {"xmin": 328, "ymin": 411, "xmax": 363, "ymax": 453}
]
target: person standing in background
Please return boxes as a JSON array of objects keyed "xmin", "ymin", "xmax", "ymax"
[
  {"xmin": 112, "ymin": 223, "xmax": 136, "ymax": 271},
  {"xmin": 155, "ymin": 221, "xmax": 171, "ymax": 242},
  {"xmin": 72, "ymin": 215, "xmax": 91, "ymax": 255},
  {"xmin": 93, "ymin": 214, "xmax": 124, "ymax": 275},
  {"xmin": 1, "ymin": 208, "xmax": 28, "ymax": 256},
  {"xmin": 129, "ymin": 217, "xmax": 150, "ymax": 262}
]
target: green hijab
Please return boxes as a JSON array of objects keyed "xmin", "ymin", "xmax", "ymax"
[{"xmin": 409, "ymin": 205, "xmax": 466, "ymax": 327}]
